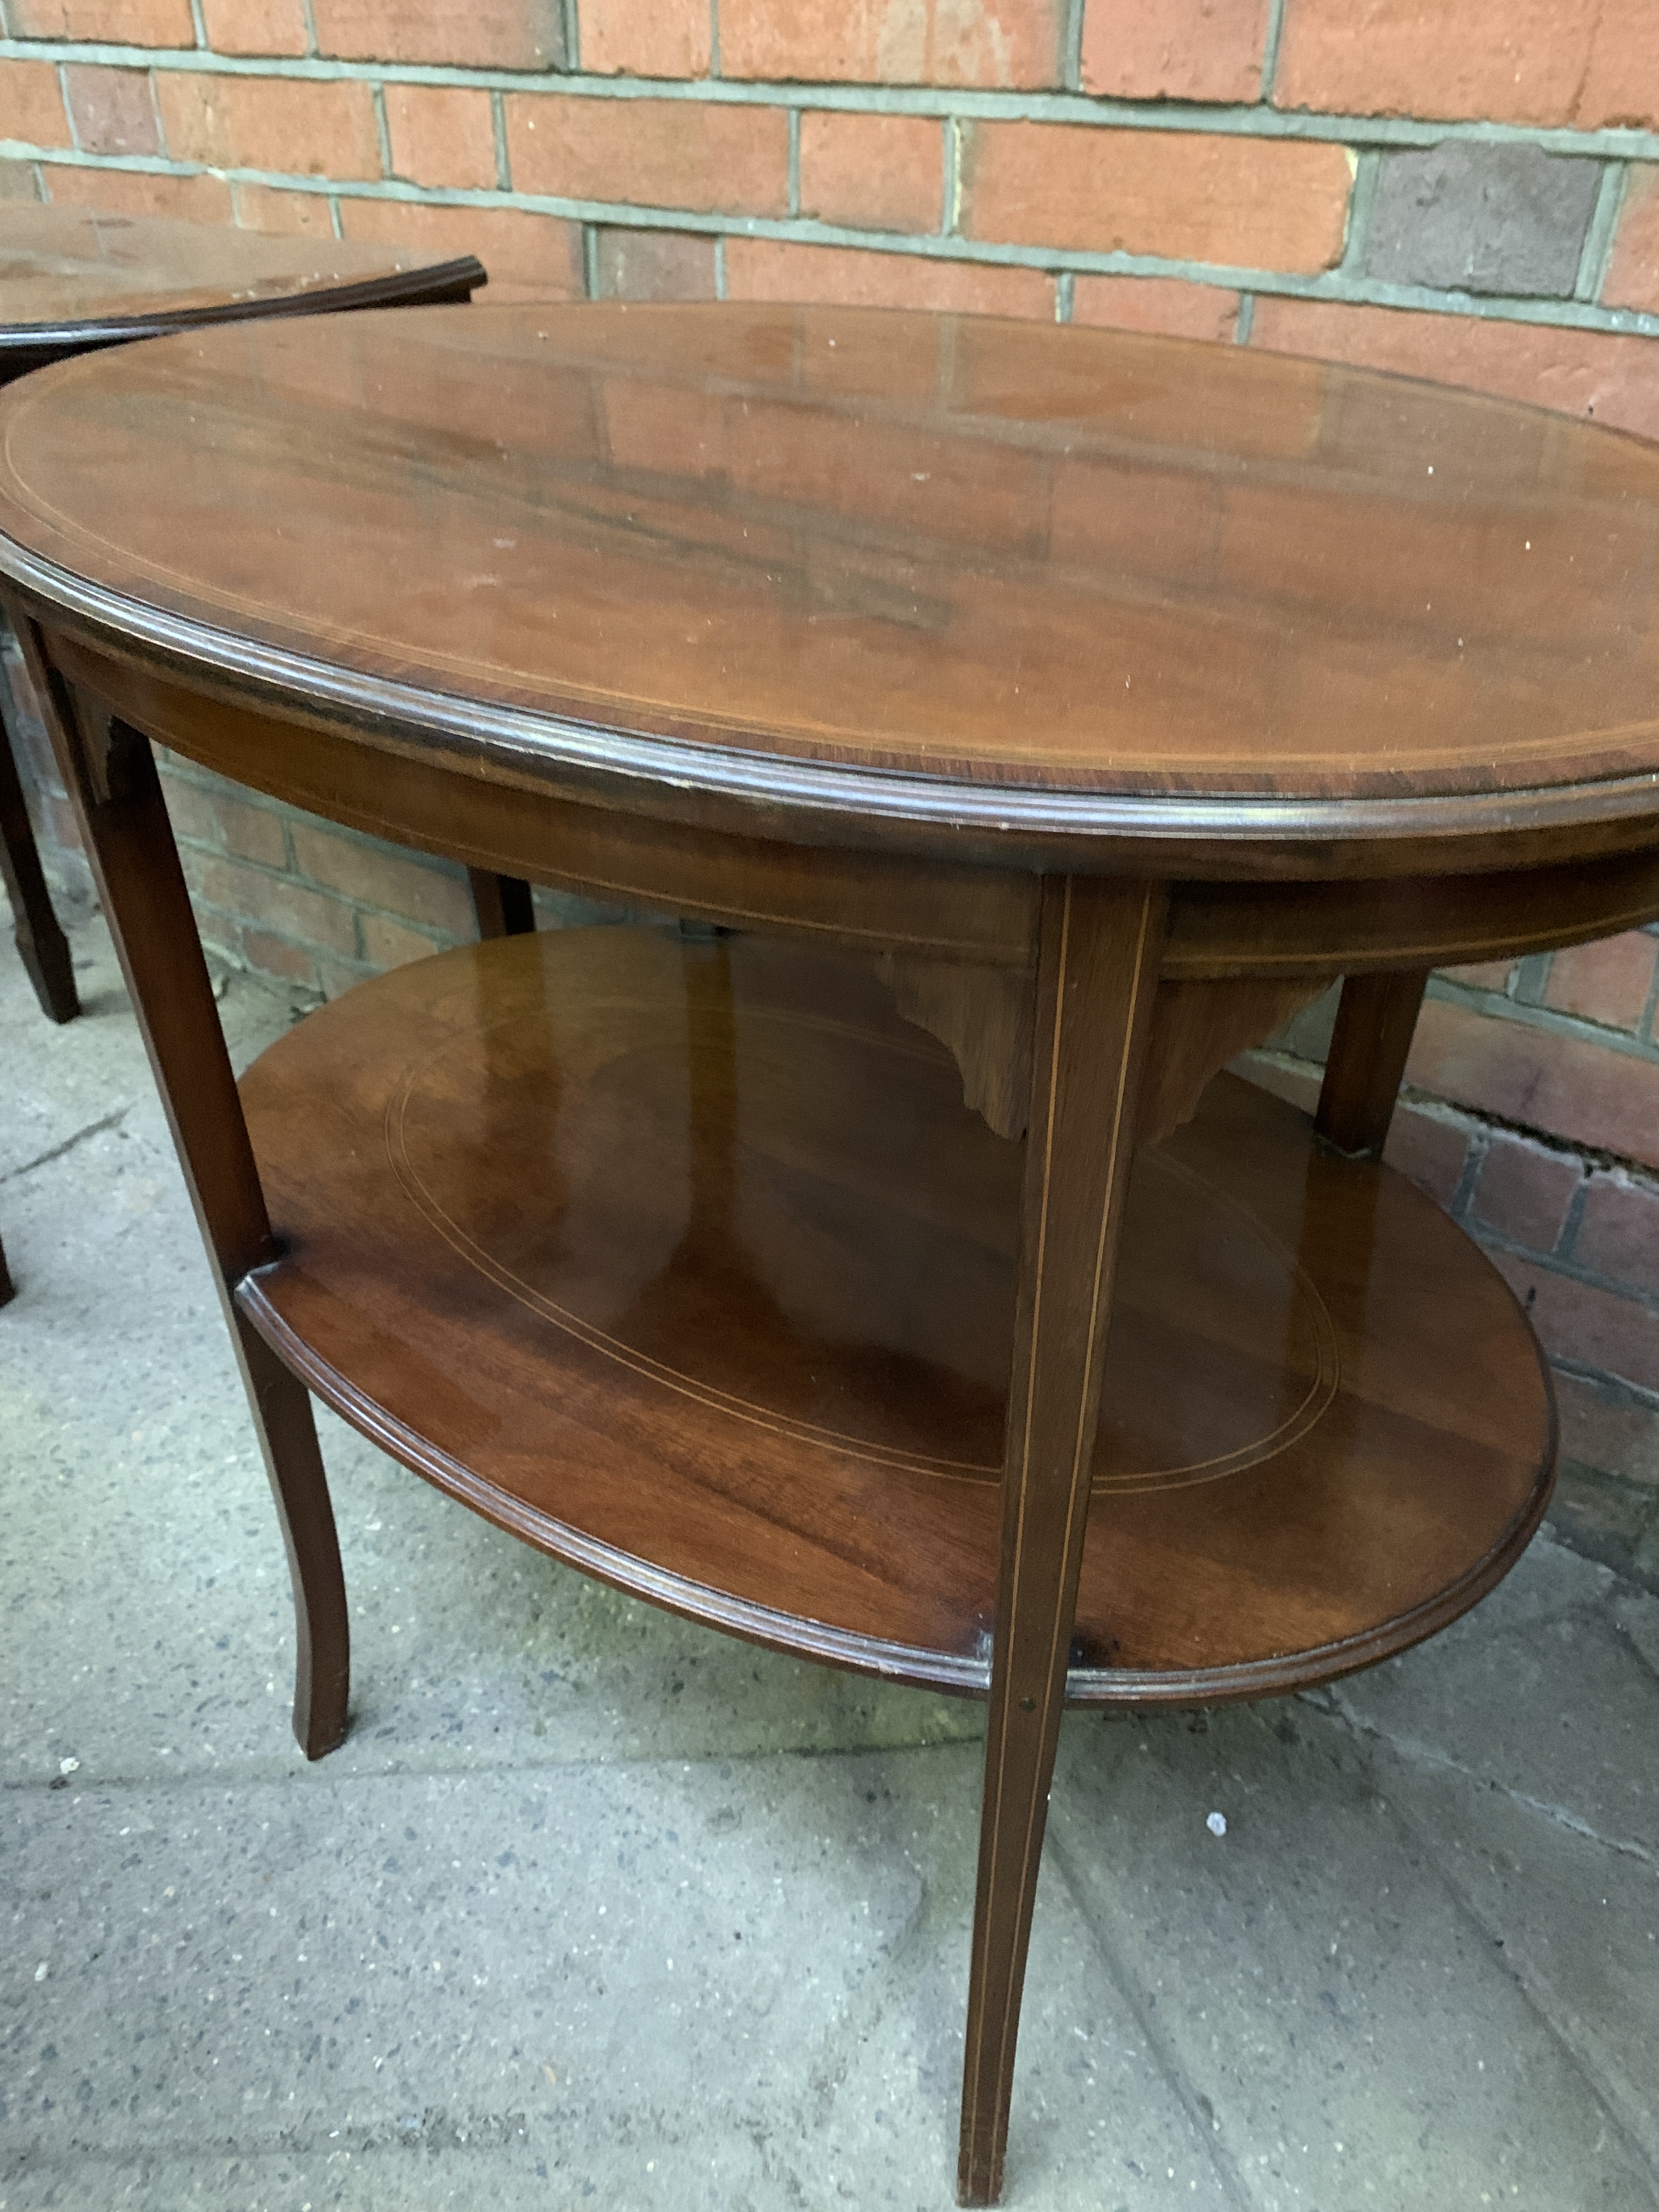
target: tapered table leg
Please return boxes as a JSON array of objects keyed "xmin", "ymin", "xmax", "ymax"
[
  {"xmin": 958, "ymin": 874, "xmax": 1167, "ymax": 2207},
  {"xmin": 1315, "ymin": 969, "xmax": 1430, "ymax": 1159},
  {"xmin": 0, "ymin": 699, "xmax": 79, "ymax": 1022},
  {"xmin": 468, "ymin": 867, "xmax": 536, "ymax": 939},
  {"xmin": 21, "ymin": 628, "xmax": 348, "ymax": 1758}
]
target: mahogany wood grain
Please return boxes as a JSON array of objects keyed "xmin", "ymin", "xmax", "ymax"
[
  {"xmin": 0, "ymin": 695, "xmax": 77, "ymax": 1020},
  {"xmin": 1317, "ymin": 970, "xmax": 1432, "ymax": 1159},
  {"xmin": 21, "ymin": 644, "xmax": 348, "ymax": 1758},
  {"xmin": 960, "ymin": 877, "xmax": 1165, "ymax": 2205},
  {"xmin": 4, "ymin": 304, "xmax": 1659, "ymax": 878}
]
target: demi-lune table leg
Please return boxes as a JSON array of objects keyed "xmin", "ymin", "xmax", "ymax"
[
  {"xmin": 0, "ymin": 702, "xmax": 79, "ymax": 1022},
  {"xmin": 958, "ymin": 874, "xmax": 1167, "ymax": 2207},
  {"xmin": 1314, "ymin": 969, "xmax": 1430, "ymax": 1160},
  {"xmin": 23, "ymin": 631, "xmax": 349, "ymax": 1758},
  {"xmin": 468, "ymin": 867, "xmax": 536, "ymax": 940}
]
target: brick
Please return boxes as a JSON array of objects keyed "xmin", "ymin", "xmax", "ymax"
[
  {"xmin": 1082, "ymin": 0, "xmax": 1271, "ymax": 104},
  {"xmin": 0, "ymin": 161, "xmax": 44, "ymax": 201},
  {"xmin": 1070, "ymin": 274, "xmax": 1239, "ymax": 343},
  {"xmin": 200, "ymin": 0, "xmax": 311, "ymax": 55},
  {"xmin": 594, "ymin": 226, "xmax": 718, "ymax": 300},
  {"xmin": 159, "ymin": 776, "xmax": 221, "ymax": 849},
  {"xmin": 311, "ymin": 0, "xmax": 565, "ymax": 68},
  {"xmin": 1273, "ymin": 0, "xmax": 1592, "ymax": 127},
  {"xmin": 289, "ymin": 821, "xmax": 475, "ymax": 935},
  {"xmin": 1381, "ymin": 1101, "xmax": 1470, "ymax": 1208},
  {"xmin": 725, "ymin": 238, "xmax": 1055, "ymax": 319},
  {"xmin": 1468, "ymin": 1132, "xmax": 1581, "ymax": 1255},
  {"xmin": 40, "ymin": 790, "xmax": 83, "ymax": 855},
  {"xmin": 61, "ymin": 66, "xmax": 161, "ymax": 159},
  {"xmin": 1544, "ymin": 932, "xmax": 1658, "ymax": 1034},
  {"xmin": 340, "ymin": 199, "xmax": 583, "ymax": 302},
  {"xmin": 241, "ymin": 927, "xmax": 318, "ymax": 986},
  {"xmin": 361, "ymin": 912, "xmax": 450, "ymax": 970},
  {"xmin": 506, "ymin": 95, "xmax": 788, "ymax": 217},
  {"xmin": 1250, "ymin": 296, "xmax": 1659, "ymax": 444},
  {"xmin": 798, "ymin": 112, "xmax": 943, "ymax": 235},
  {"xmin": 42, "ymin": 162, "xmax": 234, "ymax": 223},
  {"xmin": 1, "ymin": 61, "xmax": 71, "ymax": 149},
  {"xmin": 720, "ymin": 0, "xmax": 1063, "ymax": 89},
  {"xmin": 1405, "ymin": 994, "xmax": 1659, "ymax": 1175},
  {"xmin": 232, "ymin": 182, "xmax": 336, "ymax": 235},
  {"xmin": 385, "ymin": 84, "xmax": 498, "ymax": 192},
  {"xmin": 1576, "ymin": 10, "xmax": 1659, "ymax": 132},
  {"xmin": 1442, "ymin": 960, "xmax": 1515, "ymax": 992},
  {"xmin": 1364, "ymin": 143, "xmax": 1599, "ymax": 301},
  {"xmin": 318, "ymin": 957, "xmax": 375, "ymax": 1001},
  {"xmin": 6, "ymin": 0, "xmax": 194, "ymax": 42},
  {"xmin": 1553, "ymin": 1369, "xmax": 1659, "ymax": 1488},
  {"xmin": 1571, "ymin": 1173, "xmax": 1659, "ymax": 1295},
  {"xmin": 1602, "ymin": 166, "xmax": 1659, "ymax": 315},
  {"xmin": 156, "ymin": 73, "xmax": 382, "ymax": 180},
  {"xmin": 1488, "ymin": 1250, "xmax": 1659, "ymax": 1396},
  {"xmin": 215, "ymin": 793, "xmax": 289, "ymax": 870},
  {"xmin": 184, "ymin": 853, "xmax": 358, "ymax": 957},
  {"xmin": 962, "ymin": 122, "xmax": 1352, "ymax": 272},
  {"xmin": 581, "ymin": 0, "xmax": 711, "ymax": 76}
]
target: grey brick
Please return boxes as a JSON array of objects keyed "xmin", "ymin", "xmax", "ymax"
[{"xmin": 1365, "ymin": 141, "xmax": 1602, "ymax": 298}]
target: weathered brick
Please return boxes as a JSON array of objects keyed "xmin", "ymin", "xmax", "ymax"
[
  {"xmin": 725, "ymin": 238, "xmax": 1055, "ymax": 318},
  {"xmin": 962, "ymin": 122, "xmax": 1352, "ymax": 272},
  {"xmin": 7, "ymin": 0, "xmax": 193, "ymax": 42},
  {"xmin": 340, "ymin": 199, "xmax": 583, "ymax": 300},
  {"xmin": 159, "ymin": 776, "xmax": 221, "ymax": 850},
  {"xmin": 311, "ymin": 0, "xmax": 565, "ymax": 68},
  {"xmin": 594, "ymin": 226, "xmax": 718, "ymax": 300},
  {"xmin": 2, "ymin": 61, "xmax": 71, "ymax": 149},
  {"xmin": 1250, "ymin": 296, "xmax": 1659, "ymax": 443},
  {"xmin": 215, "ymin": 793, "xmax": 289, "ymax": 870},
  {"xmin": 156, "ymin": 72, "xmax": 382, "ymax": 180},
  {"xmin": 506, "ymin": 95, "xmax": 788, "ymax": 217},
  {"xmin": 232, "ymin": 182, "xmax": 336, "ymax": 235},
  {"xmin": 318, "ymin": 956, "xmax": 375, "ymax": 1002},
  {"xmin": 184, "ymin": 853, "xmax": 358, "ymax": 957},
  {"xmin": 1602, "ymin": 166, "xmax": 1659, "ymax": 315},
  {"xmin": 289, "ymin": 821, "xmax": 475, "ymax": 934},
  {"xmin": 200, "ymin": 0, "xmax": 311, "ymax": 55},
  {"xmin": 384, "ymin": 84, "xmax": 498, "ymax": 191},
  {"xmin": 1468, "ymin": 1132, "xmax": 1581, "ymax": 1255},
  {"xmin": 720, "ymin": 0, "xmax": 1063, "ymax": 89},
  {"xmin": 1381, "ymin": 1101, "xmax": 1471, "ymax": 1207},
  {"xmin": 61, "ymin": 66, "xmax": 161, "ymax": 159},
  {"xmin": 1544, "ymin": 933, "xmax": 1658, "ymax": 1034},
  {"xmin": 1575, "ymin": 10, "xmax": 1659, "ymax": 132},
  {"xmin": 241, "ymin": 927, "xmax": 318, "ymax": 986},
  {"xmin": 1364, "ymin": 143, "xmax": 1600, "ymax": 300},
  {"xmin": 798, "ymin": 111, "xmax": 943, "ymax": 235},
  {"xmin": 1274, "ymin": 0, "xmax": 1589, "ymax": 127},
  {"xmin": 40, "ymin": 789, "xmax": 83, "ymax": 854},
  {"xmin": 1070, "ymin": 274, "xmax": 1239, "ymax": 342},
  {"xmin": 1489, "ymin": 1249, "xmax": 1659, "ymax": 1395},
  {"xmin": 1082, "ymin": 0, "xmax": 1271, "ymax": 104},
  {"xmin": 360, "ymin": 912, "xmax": 450, "ymax": 970},
  {"xmin": 1406, "ymin": 995, "xmax": 1659, "ymax": 1174},
  {"xmin": 581, "ymin": 0, "xmax": 711, "ymax": 76},
  {"xmin": 1553, "ymin": 1369, "xmax": 1659, "ymax": 1487},
  {"xmin": 1571, "ymin": 1172, "xmax": 1659, "ymax": 1295},
  {"xmin": 0, "ymin": 161, "xmax": 44, "ymax": 202},
  {"xmin": 43, "ymin": 162, "xmax": 234, "ymax": 223},
  {"xmin": 1442, "ymin": 960, "xmax": 1516, "ymax": 992}
]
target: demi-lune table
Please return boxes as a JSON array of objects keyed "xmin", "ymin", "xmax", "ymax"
[
  {"xmin": 0, "ymin": 202, "xmax": 484, "ymax": 1028},
  {"xmin": 3, "ymin": 302, "xmax": 1657, "ymax": 2202}
]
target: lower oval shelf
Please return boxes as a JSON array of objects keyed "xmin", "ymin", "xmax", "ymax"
[{"xmin": 236, "ymin": 924, "xmax": 1557, "ymax": 1705}]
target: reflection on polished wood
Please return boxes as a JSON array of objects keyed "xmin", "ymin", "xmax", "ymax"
[{"xmin": 238, "ymin": 927, "xmax": 1553, "ymax": 1702}]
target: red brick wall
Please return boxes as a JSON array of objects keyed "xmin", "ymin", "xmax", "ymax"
[{"xmin": 2, "ymin": 0, "xmax": 1656, "ymax": 1471}]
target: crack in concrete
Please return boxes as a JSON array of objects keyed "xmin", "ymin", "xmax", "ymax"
[{"xmin": 0, "ymin": 1105, "xmax": 129, "ymax": 1185}]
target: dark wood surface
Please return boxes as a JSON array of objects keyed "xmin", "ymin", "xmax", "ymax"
[
  {"xmin": 235, "ymin": 924, "xmax": 1554, "ymax": 1704},
  {"xmin": 2, "ymin": 304, "xmax": 1659, "ymax": 874}
]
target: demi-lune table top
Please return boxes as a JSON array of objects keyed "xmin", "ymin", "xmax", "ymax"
[
  {"xmin": 0, "ymin": 300, "xmax": 1656, "ymax": 866},
  {"xmin": 0, "ymin": 203, "xmax": 482, "ymax": 358}
]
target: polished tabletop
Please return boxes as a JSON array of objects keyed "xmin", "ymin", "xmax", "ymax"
[
  {"xmin": 0, "ymin": 204, "xmax": 482, "ymax": 343},
  {"xmin": 1, "ymin": 300, "xmax": 1657, "ymax": 843}
]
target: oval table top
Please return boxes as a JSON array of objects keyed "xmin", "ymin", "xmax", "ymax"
[
  {"xmin": 1, "ymin": 298, "xmax": 1658, "ymax": 867},
  {"xmin": 0, "ymin": 203, "xmax": 482, "ymax": 354}
]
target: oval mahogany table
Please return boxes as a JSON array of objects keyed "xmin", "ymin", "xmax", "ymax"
[
  {"xmin": 3, "ymin": 302, "xmax": 1658, "ymax": 2203},
  {"xmin": 0, "ymin": 202, "xmax": 484, "ymax": 1028}
]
